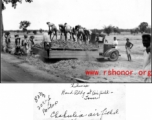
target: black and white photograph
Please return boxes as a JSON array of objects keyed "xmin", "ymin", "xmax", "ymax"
[
  {"xmin": 0, "ymin": 1, "xmax": 152, "ymax": 120},
  {"xmin": 1, "ymin": 0, "xmax": 151, "ymax": 83}
]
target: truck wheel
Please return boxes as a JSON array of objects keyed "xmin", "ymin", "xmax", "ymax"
[{"xmin": 109, "ymin": 51, "xmax": 119, "ymax": 61}]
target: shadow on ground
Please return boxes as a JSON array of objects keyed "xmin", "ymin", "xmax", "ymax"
[
  {"xmin": 42, "ymin": 57, "xmax": 77, "ymax": 64},
  {"xmin": 96, "ymin": 58, "xmax": 109, "ymax": 62}
]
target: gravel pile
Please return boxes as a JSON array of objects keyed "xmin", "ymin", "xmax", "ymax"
[
  {"xmin": 22, "ymin": 56, "xmax": 102, "ymax": 80},
  {"xmin": 34, "ymin": 40, "xmax": 98, "ymax": 50}
]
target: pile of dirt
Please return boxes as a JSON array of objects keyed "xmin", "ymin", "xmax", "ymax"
[
  {"xmin": 21, "ymin": 56, "xmax": 103, "ymax": 80},
  {"xmin": 34, "ymin": 40, "xmax": 98, "ymax": 50},
  {"xmin": 49, "ymin": 59, "xmax": 102, "ymax": 80}
]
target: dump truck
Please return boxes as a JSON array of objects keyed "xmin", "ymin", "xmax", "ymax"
[{"xmin": 32, "ymin": 33, "xmax": 120, "ymax": 61}]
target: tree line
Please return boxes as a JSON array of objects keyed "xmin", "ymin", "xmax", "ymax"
[
  {"xmin": 91, "ymin": 22, "xmax": 151, "ymax": 35},
  {"xmin": 4, "ymin": 21, "xmax": 151, "ymax": 36},
  {"xmin": 3, "ymin": 18, "xmax": 151, "ymax": 36}
]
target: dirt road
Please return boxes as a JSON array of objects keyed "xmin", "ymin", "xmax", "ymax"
[{"xmin": 1, "ymin": 53, "xmax": 73, "ymax": 83}]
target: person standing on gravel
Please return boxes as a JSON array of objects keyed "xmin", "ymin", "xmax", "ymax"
[{"xmin": 125, "ymin": 38, "xmax": 133, "ymax": 61}]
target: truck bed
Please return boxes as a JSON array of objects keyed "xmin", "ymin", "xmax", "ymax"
[{"xmin": 32, "ymin": 46, "xmax": 100, "ymax": 59}]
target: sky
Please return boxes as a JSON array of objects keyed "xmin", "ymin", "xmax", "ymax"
[{"xmin": 2, "ymin": 0, "xmax": 151, "ymax": 30}]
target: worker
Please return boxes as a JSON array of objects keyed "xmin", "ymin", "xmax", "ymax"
[
  {"xmin": 64, "ymin": 23, "xmax": 67, "ymax": 27},
  {"xmin": 112, "ymin": 37, "xmax": 118, "ymax": 49},
  {"xmin": 14, "ymin": 34, "xmax": 21, "ymax": 55},
  {"xmin": 142, "ymin": 34, "xmax": 151, "ymax": 82},
  {"xmin": 125, "ymin": 38, "xmax": 133, "ymax": 61},
  {"xmin": 4, "ymin": 32, "xmax": 11, "ymax": 53},
  {"xmin": 42, "ymin": 30, "xmax": 52, "ymax": 57},
  {"xmin": 105, "ymin": 39, "xmax": 108, "ymax": 44},
  {"xmin": 21, "ymin": 35, "xmax": 29, "ymax": 55},
  {"xmin": 27, "ymin": 36, "xmax": 35, "ymax": 55}
]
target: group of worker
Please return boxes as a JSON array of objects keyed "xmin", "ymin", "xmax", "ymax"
[{"xmin": 3, "ymin": 32, "xmax": 35, "ymax": 55}]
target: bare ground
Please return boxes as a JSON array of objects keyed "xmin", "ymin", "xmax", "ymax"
[{"xmin": 1, "ymin": 53, "xmax": 74, "ymax": 83}]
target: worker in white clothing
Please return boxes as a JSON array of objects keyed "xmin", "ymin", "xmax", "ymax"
[
  {"xmin": 112, "ymin": 37, "xmax": 118, "ymax": 49},
  {"xmin": 42, "ymin": 31, "xmax": 52, "ymax": 57}
]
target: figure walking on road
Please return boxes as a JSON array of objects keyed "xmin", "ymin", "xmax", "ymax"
[{"xmin": 125, "ymin": 38, "xmax": 133, "ymax": 61}]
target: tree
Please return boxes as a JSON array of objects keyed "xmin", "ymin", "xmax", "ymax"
[
  {"xmin": 2, "ymin": 0, "xmax": 33, "ymax": 8},
  {"xmin": 130, "ymin": 29, "xmax": 134, "ymax": 35},
  {"xmin": 19, "ymin": 20, "xmax": 31, "ymax": 32},
  {"xmin": 113, "ymin": 26, "xmax": 117, "ymax": 34},
  {"xmin": 145, "ymin": 26, "xmax": 151, "ymax": 34},
  {"xmin": 113, "ymin": 26, "xmax": 120, "ymax": 34},
  {"xmin": 39, "ymin": 29, "xmax": 43, "ymax": 33},
  {"xmin": 138, "ymin": 22, "xmax": 148, "ymax": 34},
  {"xmin": 33, "ymin": 30, "xmax": 37, "ymax": 35},
  {"xmin": 134, "ymin": 27, "xmax": 139, "ymax": 34},
  {"xmin": 1, "ymin": 0, "xmax": 33, "ymax": 48},
  {"xmin": 103, "ymin": 25, "xmax": 113, "ymax": 36},
  {"xmin": 16, "ymin": 30, "xmax": 20, "ymax": 33},
  {"xmin": 130, "ymin": 27, "xmax": 139, "ymax": 35}
]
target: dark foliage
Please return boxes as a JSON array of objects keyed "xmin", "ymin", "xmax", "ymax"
[{"xmin": 3, "ymin": 0, "xmax": 33, "ymax": 8}]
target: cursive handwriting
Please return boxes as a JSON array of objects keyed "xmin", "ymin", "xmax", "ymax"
[
  {"xmin": 71, "ymin": 83, "xmax": 89, "ymax": 88},
  {"xmin": 34, "ymin": 92, "xmax": 46, "ymax": 103},
  {"xmin": 34, "ymin": 84, "xmax": 123, "ymax": 120},
  {"xmin": 84, "ymin": 89, "xmax": 112, "ymax": 100},
  {"xmin": 61, "ymin": 89, "xmax": 113, "ymax": 100},
  {"xmin": 50, "ymin": 108, "xmax": 119, "ymax": 120},
  {"xmin": 42, "ymin": 96, "xmax": 58, "ymax": 115},
  {"xmin": 34, "ymin": 93, "xmax": 58, "ymax": 115}
]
